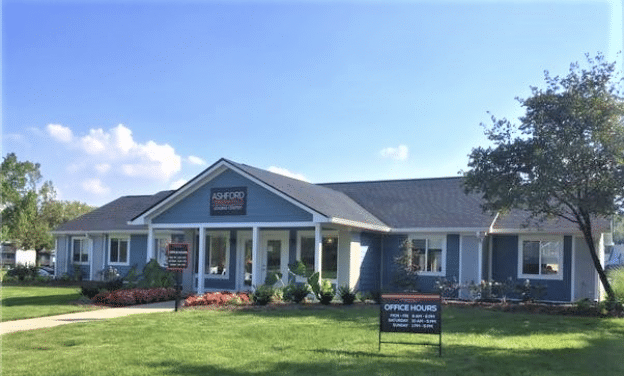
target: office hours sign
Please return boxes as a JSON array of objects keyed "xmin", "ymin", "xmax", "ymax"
[{"xmin": 380, "ymin": 293, "xmax": 441, "ymax": 334}]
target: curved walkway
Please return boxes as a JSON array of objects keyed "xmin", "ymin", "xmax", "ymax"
[{"xmin": 1, "ymin": 300, "xmax": 176, "ymax": 335}]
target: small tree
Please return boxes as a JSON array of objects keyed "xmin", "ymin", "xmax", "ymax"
[
  {"xmin": 464, "ymin": 53, "xmax": 624, "ymax": 300},
  {"xmin": 1, "ymin": 153, "xmax": 95, "ymax": 259},
  {"xmin": 392, "ymin": 238, "xmax": 419, "ymax": 292}
]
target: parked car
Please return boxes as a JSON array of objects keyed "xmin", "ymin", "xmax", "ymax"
[{"xmin": 38, "ymin": 266, "xmax": 54, "ymax": 277}]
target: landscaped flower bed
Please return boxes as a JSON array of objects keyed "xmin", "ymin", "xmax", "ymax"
[
  {"xmin": 184, "ymin": 291, "xmax": 251, "ymax": 307},
  {"xmin": 92, "ymin": 287, "xmax": 177, "ymax": 307}
]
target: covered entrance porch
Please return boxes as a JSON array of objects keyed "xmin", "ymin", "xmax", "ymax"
[{"xmin": 146, "ymin": 223, "xmax": 355, "ymax": 294}]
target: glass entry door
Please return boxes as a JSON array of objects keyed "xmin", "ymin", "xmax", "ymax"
[
  {"xmin": 236, "ymin": 232, "xmax": 253, "ymax": 291},
  {"xmin": 261, "ymin": 231, "xmax": 289, "ymax": 286}
]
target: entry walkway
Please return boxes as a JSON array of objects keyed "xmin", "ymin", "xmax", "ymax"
[{"xmin": 1, "ymin": 300, "xmax": 176, "ymax": 335}]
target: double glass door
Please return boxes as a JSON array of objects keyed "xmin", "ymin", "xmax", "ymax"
[{"xmin": 237, "ymin": 231, "xmax": 288, "ymax": 290}]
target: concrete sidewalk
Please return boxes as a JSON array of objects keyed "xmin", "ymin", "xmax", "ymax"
[{"xmin": 1, "ymin": 300, "xmax": 177, "ymax": 335}]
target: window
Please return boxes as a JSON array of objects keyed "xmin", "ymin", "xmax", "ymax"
[
  {"xmin": 205, "ymin": 231, "xmax": 229, "ymax": 277},
  {"xmin": 155, "ymin": 237, "xmax": 171, "ymax": 267},
  {"xmin": 408, "ymin": 236, "xmax": 445, "ymax": 275},
  {"xmin": 297, "ymin": 231, "xmax": 338, "ymax": 280},
  {"xmin": 109, "ymin": 236, "xmax": 130, "ymax": 265},
  {"xmin": 519, "ymin": 236, "xmax": 563, "ymax": 280},
  {"xmin": 72, "ymin": 238, "xmax": 89, "ymax": 264}
]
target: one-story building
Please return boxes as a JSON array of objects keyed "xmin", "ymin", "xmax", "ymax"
[{"xmin": 52, "ymin": 158, "xmax": 611, "ymax": 302}]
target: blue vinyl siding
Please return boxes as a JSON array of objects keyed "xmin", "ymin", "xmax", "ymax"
[
  {"xmin": 491, "ymin": 235, "xmax": 572, "ymax": 302},
  {"xmin": 153, "ymin": 169, "xmax": 313, "ymax": 224},
  {"xmin": 381, "ymin": 234, "xmax": 460, "ymax": 293},
  {"xmin": 358, "ymin": 232, "xmax": 382, "ymax": 292}
]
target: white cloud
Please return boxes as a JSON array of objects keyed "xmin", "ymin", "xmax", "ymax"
[
  {"xmin": 47, "ymin": 124, "xmax": 73, "ymax": 143},
  {"xmin": 267, "ymin": 166, "xmax": 310, "ymax": 182},
  {"xmin": 48, "ymin": 123, "xmax": 183, "ymax": 181},
  {"xmin": 80, "ymin": 128, "xmax": 109, "ymax": 155},
  {"xmin": 82, "ymin": 178, "xmax": 110, "ymax": 195},
  {"xmin": 380, "ymin": 144, "xmax": 409, "ymax": 161},
  {"xmin": 187, "ymin": 156, "xmax": 207, "ymax": 165},
  {"xmin": 95, "ymin": 163, "xmax": 111, "ymax": 174},
  {"xmin": 169, "ymin": 179, "xmax": 187, "ymax": 190}
]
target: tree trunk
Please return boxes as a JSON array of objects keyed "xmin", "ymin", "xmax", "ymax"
[{"xmin": 578, "ymin": 217, "xmax": 615, "ymax": 300}]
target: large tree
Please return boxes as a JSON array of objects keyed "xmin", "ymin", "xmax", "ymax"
[
  {"xmin": 1, "ymin": 153, "xmax": 95, "ymax": 256},
  {"xmin": 464, "ymin": 53, "xmax": 624, "ymax": 300}
]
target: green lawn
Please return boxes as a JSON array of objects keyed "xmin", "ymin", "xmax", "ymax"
[
  {"xmin": 1, "ymin": 286, "xmax": 100, "ymax": 321},
  {"xmin": 2, "ymin": 305, "xmax": 623, "ymax": 376}
]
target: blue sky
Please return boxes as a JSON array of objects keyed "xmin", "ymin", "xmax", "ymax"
[{"xmin": 2, "ymin": 0, "xmax": 621, "ymax": 206}]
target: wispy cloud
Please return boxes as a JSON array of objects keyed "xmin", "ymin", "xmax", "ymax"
[
  {"xmin": 47, "ymin": 124, "xmax": 74, "ymax": 143},
  {"xmin": 81, "ymin": 178, "xmax": 110, "ymax": 195},
  {"xmin": 187, "ymin": 156, "xmax": 207, "ymax": 166},
  {"xmin": 267, "ymin": 166, "xmax": 310, "ymax": 182},
  {"xmin": 169, "ymin": 179, "xmax": 187, "ymax": 190},
  {"xmin": 380, "ymin": 144, "xmax": 409, "ymax": 161}
]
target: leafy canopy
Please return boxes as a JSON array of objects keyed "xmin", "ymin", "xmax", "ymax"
[
  {"xmin": 1, "ymin": 153, "xmax": 96, "ymax": 251},
  {"xmin": 465, "ymin": 53, "xmax": 624, "ymax": 224},
  {"xmin": 464, "ymin": 53, "xmax": 624, "ymax": 300}
]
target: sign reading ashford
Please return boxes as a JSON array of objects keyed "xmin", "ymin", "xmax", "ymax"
[
  {"xmin": 379, "ymin": 293, "xmax": 442, "ymax": 355},
  {"xmin": 166, "ymin": 243, "xmax": 189, "ymax": 271},
  {"xmin": 210, "ymin": 187, "xmax": 247, "ymax": 216}
]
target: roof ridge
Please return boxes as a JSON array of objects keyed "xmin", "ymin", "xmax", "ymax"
[{"xmin": 319, "ymin": 175, "xmax": 464, "ymax": 186}]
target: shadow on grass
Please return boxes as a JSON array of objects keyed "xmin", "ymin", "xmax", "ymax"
[
  {"xmin": 142, "ymin": 335, "xmax": 624, "ymax": 376},
  {"xmin": 216, "ymin": 303, "xmax": 613, "ymax": 338},
  {"xmin": 1, "ymin": 293, "xmax": 83, "ymax": 307}
]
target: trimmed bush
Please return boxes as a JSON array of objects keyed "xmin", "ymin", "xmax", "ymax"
[
  {"xmin": 92, "ymin": 287, "xmax": 176, "ymax": 307},
  {"xmin": 338, "ymin": 285, "xmax": 357, "ymax": 305},
  {"xmin": 283, "ymin": 283, "xmax": 310, "ymax": 304},
  {"xmin": 252, "ymin": 285, "xmax": 274, "ymax": 306}
]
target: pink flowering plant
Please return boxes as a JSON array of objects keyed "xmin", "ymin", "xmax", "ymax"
[{"xmin": 184, "ymin": 291, "xmax": 251, "ymax": 307}]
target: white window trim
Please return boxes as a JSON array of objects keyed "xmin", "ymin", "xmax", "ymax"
[
  {"xmin": 517, "ymin": 235, "xmax": 564, "ymax": 281},
  {"xmin": 71, "ymin": 237, "xmax": 90, "ymax": 265},
  {"xmin": 108, "ymin": 235, "xmax": 131, "ymax": 266},
  {"xmin": 407, "ymin": 234, "xmax": 447, "ymax": 277},
  {"xmin": 296, "ymin": 230, "xmax": 339, "ymax": 282},
  {"xmin": 205, "ymin": 230, "xmax": 230, "ymax": 279}
]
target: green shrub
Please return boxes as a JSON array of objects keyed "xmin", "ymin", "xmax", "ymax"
[
  {"xmin": 81, "ymin": 285, "xmax": 104, "ymax": 299},
  {"xmin": 252, "ymin": 285, "xmax": 274, "ymax": 306},
  {"xmin": 608, "ymin": 267, "xmax": 624, "ymax": 301},
  {"xmin": 514, "ymin": 279, "xmax": 546, "ymax": 302},
  {"xmin": 338, "ymin": 285, "xmax": 357, "ymax": 305},
  {"xmin": 318, "ymin": 279, "xmax": 335, "ymax": 305},
  {"xmin": 140, "ymin": 259, "xmax": 175, "ymax": 288},
  {"xmin": 9, "ymin": 265, "xmax": 39, "ymax": 281},
  {"xmin": 283, "ymin": 283, "xmax": 310, "ymax": 303}
]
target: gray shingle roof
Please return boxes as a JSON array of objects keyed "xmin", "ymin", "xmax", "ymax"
[
  {"xmin": 321, "ymin": 177, "xmax": 495, "ymax": 229},
  {"xmin": 53, "ymin": 190, "xmax": 173, "ymax": 233},
  {"xmin": 228, "ymin": 160, "xmax": 388, "ymax": 228},
  {"xmin": 54, "ymin": 159, "xmax": 610, "ymax": 235}
]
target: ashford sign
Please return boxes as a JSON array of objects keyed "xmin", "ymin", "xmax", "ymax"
[
  {"xmin": 210, "ymin": 187, "xmax": 247, "ymax": 216},
  {"xmin": 379, "ymin": 293, "xmax": 442, "ymax": 355}
]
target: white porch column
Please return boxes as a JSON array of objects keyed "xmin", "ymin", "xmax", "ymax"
[
  {"xmin": 315, "ymin": 223, "xmax": 323, "ymax": 279},
  {"xmin": 477, "ymin": 231, "xmax": 485, "ymax": 282},
  {"xmin": 88, "ymin": 236, "xmax": 94, "ymax": 281},
  {"xmin": 251, "ymin": 226, "xmax": 260, "ymax": 288},
  {"xmin": 146, "ymin": 224, "xmax": 155, "ymax": 262},
  {"xmin": 197, "ymin": 227, "xmax": 206, "ymax": 294}
]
